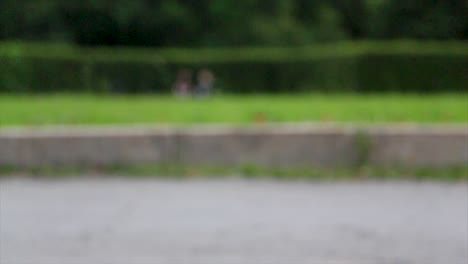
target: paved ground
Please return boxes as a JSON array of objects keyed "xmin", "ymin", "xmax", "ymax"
[{"xmin": 0, "ymin": 177, "xmax": 467, "ymax": 264}]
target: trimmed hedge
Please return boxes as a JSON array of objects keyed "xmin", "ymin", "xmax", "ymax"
[{"xmin": 0, "ymin": 41, "xmax": 467, "ymax": 93}]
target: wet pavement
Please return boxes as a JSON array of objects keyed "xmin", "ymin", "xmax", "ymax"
[{"xmin": 0, "ymin": 177, "xmax": 467, "ymax": 264}]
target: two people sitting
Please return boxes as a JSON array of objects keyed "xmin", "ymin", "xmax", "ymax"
[{"xmin": 173, "ymin": 69, "xmax": 214, "ymax": 98}]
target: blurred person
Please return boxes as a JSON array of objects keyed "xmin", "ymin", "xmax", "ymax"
[
  {"xmin": 195, "ymin": 69, "xmax": 215, "ymax": 98},
  {"xmin": 173, "ymin": 69, "xmax": 192, "ymax": 97}
]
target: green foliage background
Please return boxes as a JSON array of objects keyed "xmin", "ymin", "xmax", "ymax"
[
  {"xmin": 0, "ymin": 0, "xmax": 466, "ymax": 94},
  {"xmin": 1, "ymin": 0, "xmax": 466, "ymax": 47},
  {"xmin": 0, "ymin": 41, "xmax": 466, "ymax": 93}
]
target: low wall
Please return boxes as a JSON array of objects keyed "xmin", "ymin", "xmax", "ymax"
[{"xmin": 0, "ymin": 125, "xmax": 466, "ymax": 168}]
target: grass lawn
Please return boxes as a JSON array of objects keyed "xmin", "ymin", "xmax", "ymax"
[{"xmin": 0, "ymin": 94, "xmax": 466, "ymax": 126}]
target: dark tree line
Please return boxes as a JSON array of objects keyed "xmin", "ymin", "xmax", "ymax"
[{"xmin": 0, "ymin": 0, "xmax": 466, "ymax": 47}]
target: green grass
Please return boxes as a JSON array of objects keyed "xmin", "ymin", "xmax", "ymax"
[
  {"xmin": 1, "ymin": 164, "xmax": 466, "ymax": 181},
  {"xmin": 0, "ymin": 93, "xmax": 467, "ymax": 126}
]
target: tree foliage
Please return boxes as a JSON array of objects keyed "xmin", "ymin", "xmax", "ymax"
[{"xmin": 0, "ymin": 0, "xmax": 466, "ymax": 47}]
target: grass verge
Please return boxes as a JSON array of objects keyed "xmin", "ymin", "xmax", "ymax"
[
  {"xmin": 1, "ymin": 164, "xmax": 467, "ymax": 181},
  {"xmin": 1, "ymin": 93, "xmax": 467, "ymax": 126}
]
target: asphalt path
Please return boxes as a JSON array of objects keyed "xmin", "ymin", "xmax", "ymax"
[{"xmin": 1, "ymin": 177, "xmax": 467, "ymax": 264}]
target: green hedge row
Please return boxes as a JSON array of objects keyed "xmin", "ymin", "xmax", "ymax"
[{"xmin": 0, "ymin": 41, "xmax": 466, "ymax": 93}]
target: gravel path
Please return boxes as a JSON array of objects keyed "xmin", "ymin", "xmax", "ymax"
[{"xmin": 1, "ymin": 177, "xmax": 467, "ymax": 264}]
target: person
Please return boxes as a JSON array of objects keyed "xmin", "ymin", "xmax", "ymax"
[
  {"xmin": 173, "ymin": 69, "xmax": 192, "ymax": 97},
  {"xmin": 195, "ymin": 69, "xmax": 214, "ymax": 98}
]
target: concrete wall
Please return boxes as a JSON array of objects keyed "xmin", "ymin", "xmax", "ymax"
[
  {"xmin": 367, "ymin": 127, "xmax": 468, "ymax": 167},
  {"xmin": 0, "ymin": 127, "xmax": 177, "ymax": 167},
  {"xmin": 0, "ymin": 125, "xmax": 466, "ymax": 168}
]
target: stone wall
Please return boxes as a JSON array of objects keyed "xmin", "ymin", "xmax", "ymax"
[{"xmin": 0, "ymin": 125, "xmax": 466, "ymax": 168}]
